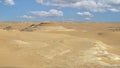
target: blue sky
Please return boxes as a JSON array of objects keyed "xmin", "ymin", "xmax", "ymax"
[{"xmin": 0, "ymin": 0, "xmax": 120, "ymax": 22}]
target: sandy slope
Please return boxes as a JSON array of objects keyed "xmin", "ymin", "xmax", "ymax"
[{"xmin": 0, "ymin": 22, "xmax": 120, "ymax": 68}]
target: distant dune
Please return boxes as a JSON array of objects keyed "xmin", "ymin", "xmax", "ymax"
[{"xmin": 0, "ymin": 22, "xmax": 120, "ymax": 68}]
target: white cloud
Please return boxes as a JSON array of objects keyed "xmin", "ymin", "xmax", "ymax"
[
  {"xmin": 85, "ymin": 17, "xmax": 91, "ymax": 20},
  {"xmin": 106, "ymin": 0, "xmax": 120, "ymax": 4},
  {"xmin": 36, "ymin": 0, "xmax": 120, "ymax": 12},
  {"xmin": 29, "ymin": 9, "xmax": 63, "ymax": 17},
  {"xmin": 20, "ymin": 15, "xmax": 34, "ymax": 19},
  {"xmin": 5, "ymin": 0, "xmax": 15, "ymax": 6},
  {"xmin": 109, "ymin": 8, "xmax": 120, "ymax": 12},
  {"xmin": 36, "ymin": 0, "xmax": 43, "ymax": 3},
  {"xmin": 77, "ymin": 12, "xmax": 93, "ymax": 17},
  {"xmin": 77, "ymin": 12, "xmax": 93, "ymax": 21}
]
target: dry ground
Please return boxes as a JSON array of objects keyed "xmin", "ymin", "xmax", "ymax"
[{"xmin": 0, "ymin": 22, "xmax": 120, "ymax": 68}]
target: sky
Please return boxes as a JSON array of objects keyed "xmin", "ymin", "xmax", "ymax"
[{"xmin": 0, "ymin": 0, "xmax": 120, "ymax": 22}]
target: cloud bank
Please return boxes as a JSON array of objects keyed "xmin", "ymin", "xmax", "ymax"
[
  {"xmin": 77, "ymin": 12, "xmax": 93, "ymax": 20},
  {"xmin": 77, "ymin": 12, "xmax": 93, "ymax": 17},
  {"xmin": 36, "ymin": 0, "xmax": 120, "ymax": 12},
  {"xmin": 5, "ymin": 0, "xmax": 15, "ymax": 6},
  {"xmin": 29, "ymin": 9, "xmax": 63, "ymax": 17},
  {"xmin": 20, "ymin": 15, "xmax": 35, "ymax": 19}
]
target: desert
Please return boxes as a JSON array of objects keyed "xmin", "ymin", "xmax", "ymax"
[
  {"xmin": 0, "ymin": 22, "xmax": 120, "ymax": 68},
  {"xmin": 1, "ymin": 0, "xmax": 120, "ymax": 68}
]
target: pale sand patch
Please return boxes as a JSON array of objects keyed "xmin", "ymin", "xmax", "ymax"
[
  {"xmin": 45, "ymin": 55, "xmax": 57, "ymax": 60},
  {"xmin": 38, "ymin": 26, "xmax": 75, "ymax": 31},
  {"xmin": 13, "ymin": 40, "xmax": 29, "ymax": 45},
  {"xmin": 84, "ymin": 40, "xmax": 120, "ymax": 66},
  {"xmin": 59, "ymin": 49, "xmax": 71, "ymax": 56},
  {"xmin": 108, "ymin": 54, "xmax": 120, "ymax": 61},
  {"xmin": 45, "ymin": 50, "xmax": 71, "ymax": 60},
  {"xmin": 81, "ymin": 30, "xmax": 88, "ymax": 33}
]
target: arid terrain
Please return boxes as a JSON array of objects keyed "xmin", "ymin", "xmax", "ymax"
[{"xmin": 0, "ymin": 22, "xmax": 120, "ymax": 68}]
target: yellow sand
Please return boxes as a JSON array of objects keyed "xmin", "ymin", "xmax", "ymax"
[{"xmin": 0, "ymin": 22, "xmax": 120, "ymax": 68}]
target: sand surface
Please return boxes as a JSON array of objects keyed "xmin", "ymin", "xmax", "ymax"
[{"xmin": 0, "ymin": 22, "xmax": 120, "ymax": 68}]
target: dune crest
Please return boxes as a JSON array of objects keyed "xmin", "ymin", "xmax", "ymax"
[{"xmin": 20, "ymin": 23, "xmax": 75, "ymax": 32}]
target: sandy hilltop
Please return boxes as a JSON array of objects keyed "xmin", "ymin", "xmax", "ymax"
[{"xmin": 0, "ymin": 22, "xmax": 120, "ymax": 68}]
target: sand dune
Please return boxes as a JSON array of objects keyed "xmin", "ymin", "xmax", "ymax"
[
  {"xmin": 20, "ymin": 23, "xmax": 75, "ymax": 32},
  {"xmin": 0, "ymin": 22, "xmax": 120, "ymax": 68}
]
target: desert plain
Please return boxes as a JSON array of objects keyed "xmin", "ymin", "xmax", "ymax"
[{"xmin": 0, "ymin": 22, "xmax": 120, "ymax": 68}]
